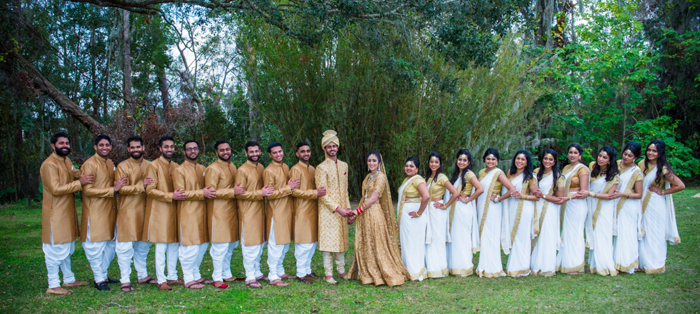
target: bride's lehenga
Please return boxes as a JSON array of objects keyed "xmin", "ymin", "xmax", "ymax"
[{"xmin": 348, "ymin": 171, "xmax": 410, "ymax": 287}]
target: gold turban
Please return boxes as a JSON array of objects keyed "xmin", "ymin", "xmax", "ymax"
[{"xmin": 322, "ymin": 130, "xmax": 339, "ymax": 148}]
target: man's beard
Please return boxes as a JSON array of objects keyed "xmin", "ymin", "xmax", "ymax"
[
  {"xmin": 56, "ymin": 147, "xmax": 71, "ymax": 157},
  {"xmin": 247, "ymin": 155, "xmax": 259, "ymax": 162},
  {"xmin": 218, "ymin": 154, "xmax": 230, "ymax": 162},
  {"xmin": 186, "ymin": 154, "xmax": 199, "ymax": 161},
  {"xmin": 130, "ymin": 151, "xmax": 143, "ymax": 160}
]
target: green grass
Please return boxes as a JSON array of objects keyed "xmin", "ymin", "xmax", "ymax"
[{"xmin": 1, "ymin": 190, "xmax": 699, "ymax": 313}]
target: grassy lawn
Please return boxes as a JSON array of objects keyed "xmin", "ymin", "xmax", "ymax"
[{"xmin": 0, "ymin": 189, "xmax": 698, "ymax": 313}]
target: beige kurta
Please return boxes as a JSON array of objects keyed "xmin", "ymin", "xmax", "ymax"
[
  {"xmin": 290, "ymin": 162, "xmax": 319, "ymax": 244},
  {"xmin": 315, "ymin": 158, "xmax": 350, "ymax": 252},
  {"xmin": 172, "ymin": 162, "xmax": 208, "ymax": 246},
  {"xmin": 115, "ymin": 158, "xmax": 151, "ymax": 242},
  {"xmin": 80, "ymin": 154, "xmax": 117, "ymax": 242},
  {"xmin": 143, "ymin": 156, "xmax": 179, "ymax": 243},
  {"xmin": 235, "ymin": 160, "xmax": 266, "ymax": 246},
  {"xmin": 263, "ymin": 161, "xmax": 293, "ymax": 244},
  {"xmin": 40, "ymin": 153, "xmax": 82, "ymax": 244},
  {"xmin": 205, "ymin": 159, "xmax": 239, "ymax": 243}
]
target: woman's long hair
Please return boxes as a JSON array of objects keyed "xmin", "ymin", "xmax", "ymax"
[
  {"xmin": 622, "ymin": 141, "xmax": 642, "ymax": 159},
  {"xmin": 451, "ymin": 149, "xmax": 473, "ymax": 186},
  {"xmin": 509, "ymin": 150, "xmax": 534, "ymax": 182},
  {"xmin": 482, "ymin": 148, "xmax": 500, "ymax": 163},
  {"xmin": 537, "ymin": 149, "xmax": 560, "ymax": 191},
  {"xmin": 426, "ymin": 151, "xmax": 444, "ymax": 184},
  {"xmin": 591, "ymin": 146, "xmax": 619, "ymax": 182},
  {"xmin": 643, "ymin": 139, "xmax": 676, "ymax": 185}
]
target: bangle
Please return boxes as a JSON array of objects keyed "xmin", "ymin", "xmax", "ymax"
[
  {"xmin": 416, "ymin": 212, "xmax": 422, "ymax": 217},
  {"xmin": 356, "ymin": 206, "xmax": 363, "ymax": 215}
]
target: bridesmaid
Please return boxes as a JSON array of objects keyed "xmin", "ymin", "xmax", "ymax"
[
  {"xmin": 556, "ymin": 143, "xmax": 590, "ymax": 275},
  {"xmin": 639, "ymin": 139, "xmax": 685, "ymax": 274},
  {"xmin": 611, "ymin": 141, "xmax": 644, "ymax": 274},
  {"xmin": 396, "ymin": 157, "xmax": 431, "ymax": 281},
  {"xmin": 586, "ymin": 146, "xmax": 619, "ymax": 276},
  {"xmin": 475, "ymin": 148, "xmax": 518, "ymax": 278},
  {"xmin": 531, "ymin": 149, "xmax": 565, "ymax": 277},
  {"xmin": 445, "ymin": 149, "xmax": 484, "ymax": 277},
  {"xmin": 504, "ymin": 150, "xmax": 540, "ymax": 277},
  {"xmin": 424, "ymin": 152, "xmax": 460, "ymax": 279}
]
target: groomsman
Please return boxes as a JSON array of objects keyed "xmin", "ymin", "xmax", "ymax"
[
  {"xmin": 172, "ymin": 140, "xmax": 215, "ymax": 289},
  {"xmin": 144, "ymin": 136, "xmax": 186, "ymax": 291},
  {"xmin": 206, "ymin": 140, "xmax": 246, "ymax": 289},
  {"xmin": 263, "ymin": 142, "xmax": 300, "ymax": 287},
  {"xmin": 80, "ymin": 134, "xmax": 124, "ymax": 291},
  {"xmin": 236, "ymin": 141, "xmax": 273, "ymax": 288},
  {"xmin": 41, "ymin": 132, "xmax": 92, "ymax": 295},
  {"xmin": 115, "ymin": 136, "xmax": 156, "ymax": 292},
  {"xmin": 290, "ymin": 142, "xmax": 326, "ymax": 283}
]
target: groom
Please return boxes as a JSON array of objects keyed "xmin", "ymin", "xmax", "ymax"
[{"xmin": 315, "ymin": 130, "xmax": 353, "ymax": 284}]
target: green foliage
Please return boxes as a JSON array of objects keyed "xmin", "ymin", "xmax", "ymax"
[{"xmin": 632, "ymin": 116, "xmax": 700, "ymax": 178}]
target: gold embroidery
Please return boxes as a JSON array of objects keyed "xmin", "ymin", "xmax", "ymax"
[
  {"xmin": 560, "ymin": 164, "xmax": 586, "ymax": 230},
  {"xmin": 616, "ymin": 168, "xmax": 642, "ymax": 216},
  {"xmin": 510, "ymin": 176, "xmax": 531, "ymax": 244}
]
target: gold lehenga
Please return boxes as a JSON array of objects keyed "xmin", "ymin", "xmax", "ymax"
[{"xmin": 348, "ymin": 170, "xmax": 410, "ymax": 287}]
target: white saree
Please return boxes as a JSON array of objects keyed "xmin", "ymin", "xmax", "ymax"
[
  {"xmin": 613, "ymin": 165, "xmax": 643, "ymax": 274},
  {"xmin": 504, "ymin": 174, "xmax": 537, "ymax": 277},
  {"xmin": 586, "ymin": 173, "xmax": 618, "ymax": 276},
  {"xmin": 555, "ymin": 163, "xmax": 589, "ymax": 274},
  {"xmin": 639, "ymin": 164, "xmax": 680, "ymax": 274},
  {"xmin": 531, "ymin": 172, "xmax": 562, "ymax": 277},
  {"xmin": 475, "ymin": 168, "xmax": 505, "ymax": 278},
  {"xmin": 445, "ymin": 177, "xmax": 479, "ymax": 277},
  {"xmin": 397, "ymin": 175, "xmax": 429, "ymax": 281}
]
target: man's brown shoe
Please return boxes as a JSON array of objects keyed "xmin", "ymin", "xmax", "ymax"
[
  {"xmin": 46, "ymin": 287, "xmax": 73, "ymax": 295},
  {"xmin": 158, "ymin": 283, "xmax": 172, "ymax": 290},
  {"xmin": 62, "ymin": 280, "xmax": 88, "ymax": 287},
  {"xmin": 296, "ymin": 275, "xmax": 315, "ymax": 284}
]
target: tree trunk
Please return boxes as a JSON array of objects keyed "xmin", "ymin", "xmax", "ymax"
[
  {"xmin": 15, "ymin": 52, "xmax": 105, "ymax": 135},
  {"xmin": 245, "ymin": 42, "xmax": 261, "ymax": 141},
  {"xmin": 157, "ymin": 65, "xmax": 169, "ymax": 119},
  {"xmin": 122, "ymin": 9, "xmax": 133, "ymax": 111},
  {"xmin": 90, "ymin": 23, "xmax": 100, "ymax": 119}
]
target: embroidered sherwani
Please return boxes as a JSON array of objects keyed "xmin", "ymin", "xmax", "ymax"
[
  {"xmin": 40, "ymin": 152, "xmax": 82, "ymax": 289},
  {"xmin": 315, "ymin": 158, "xmax": 350, "ymax": 252}
]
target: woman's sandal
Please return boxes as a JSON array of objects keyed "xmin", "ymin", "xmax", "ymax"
[
  {"xmin": 212, "ymin": 281, "xmax": 229, "ymax": 289},
  {"xmin": 245, "ymin": 280, "xmax": 262, "ymax": 289},
  {"xmin": 138, "ymin": 277, "xmax": 157, "ymax": 284},
  {"xmin": 120, "ymin": 284, "xmax": 134, "ymax": 292}
]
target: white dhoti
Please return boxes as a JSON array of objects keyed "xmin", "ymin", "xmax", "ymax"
[
  {"xmin": 155, "ymin": 242, "xmax": 179, "ymax": 284},
  {"xmin": 425, "ymin": 201, "xmax": 448, "ymax": 278},
  {"xmin": 447, "ymin": 200, "xmax": 478, "ymax": 276},
  {"xmin": 179, "ymin": 243, "xmax": 209, "ymax": 283},
  {"xmin": 295, "ymin": 242, "xmax": 317, "ymax": 278},
  {"xmin": 82, "ymin": 221, "xmax": 116, "ymax": 283},
  {"xmin": 43, "ymin": 233, "xmax": 77, "ymax": 289},
  {"xmin": 210, "ymin": 241, "xmax": 239, "ymax": 282},
  {"xmin": 115, "ymin": 236, "xmax": 151, "ymax": 284},
  {"xmin": 267, "ymin": 219, "xmax": 290, "ymax": 281},
  {"xmin": 241, "ymin": 230, "xmax": 264, "ymax": 281}
]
